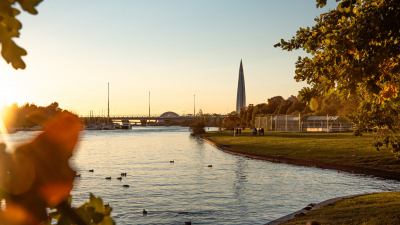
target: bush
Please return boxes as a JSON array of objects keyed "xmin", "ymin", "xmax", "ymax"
[{"xmin": 189, "ymin": 121, "xmax": 206, "ymax": 134}]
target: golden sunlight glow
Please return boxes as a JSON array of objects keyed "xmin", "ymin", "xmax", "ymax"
[{"xmin": 0, "ymin": 107, "xmax": 14, "ymax": 152}]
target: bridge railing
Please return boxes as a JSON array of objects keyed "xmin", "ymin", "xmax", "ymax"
[{"xmin": 79, "ymin": 114, "xmax": 228, "ymax": 119}]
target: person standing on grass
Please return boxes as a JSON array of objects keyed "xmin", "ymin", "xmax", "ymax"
[{"xmin": 252, "ymin": 127, "xmax": 256, "ymax": 136}]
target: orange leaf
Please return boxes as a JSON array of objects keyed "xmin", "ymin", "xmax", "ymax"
[{"xmin": 0, "ymin": 112, "xmax": 80, "ymax": 224}]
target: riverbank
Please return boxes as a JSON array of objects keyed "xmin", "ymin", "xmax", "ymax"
[
  {"xmin": 278, "ymin": 192, "xmax": 400, "ymax": 225},
  {"xmin": 199, "ymin": 130, "xmax": 400, "ymax": 177},
  {"xmin": 199, "ymin": 130, "xmax": 400, "ymax": 224}
]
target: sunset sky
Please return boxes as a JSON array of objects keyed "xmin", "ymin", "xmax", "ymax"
[{"xmin": 0, "ymin": 0, "xmax": 338, "ymax": 116}]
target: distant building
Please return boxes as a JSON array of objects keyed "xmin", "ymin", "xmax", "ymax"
[{"xmin": 236, "ymin": 60, "xmax": 246, "ymax": 113}]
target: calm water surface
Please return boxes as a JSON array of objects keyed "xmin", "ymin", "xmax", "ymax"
[{"xmin": 3, "ymin": 127, "xmax": 400, "ymax": 224}]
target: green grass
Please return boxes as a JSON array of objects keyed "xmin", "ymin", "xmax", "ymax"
[
  {"xmin": 281, "ymin": 192, "xmax": 400, "ymax": 225},
  {"xmin": 200, "ymin": 130, "xmax": 400, "ymax": 171}
]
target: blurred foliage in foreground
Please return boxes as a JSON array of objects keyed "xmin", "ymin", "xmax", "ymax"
[{"xmin": 0, "ymin": 112, "xmax": 115, "ymax": 224}]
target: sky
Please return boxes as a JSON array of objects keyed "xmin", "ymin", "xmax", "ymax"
[{"xmin": 0, "ymin": 0, "xmax": 339, "ymax": 116}]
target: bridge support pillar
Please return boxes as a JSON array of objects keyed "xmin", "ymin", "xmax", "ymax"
[
  {"xmin": 164, "ymin": 119, "xmax": 171, "ymax": 127},
  {"xmin": 140, "ymin": 119, "xmax": 147, "ymax": 126}
]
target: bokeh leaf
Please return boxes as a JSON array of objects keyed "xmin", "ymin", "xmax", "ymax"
[{"xmin": 0, "ymin": 112, "xmax": 80, "ymax": 224}]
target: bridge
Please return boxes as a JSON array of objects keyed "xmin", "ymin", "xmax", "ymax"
[{"xmin": 79, "ymin": 112, "xmax": 227, "ymax": 126}]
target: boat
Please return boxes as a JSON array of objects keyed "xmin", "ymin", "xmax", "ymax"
[
  {"xmin": 85, "ymin": 125, "xmax": 99, "ymax": 130},
  {"xmin": 102, "ymin": 124, "xmax": 115, "ymax": 130},
  {"xmin": 121, "ymin": 123, "xmax": 131, "ymax": 129}
]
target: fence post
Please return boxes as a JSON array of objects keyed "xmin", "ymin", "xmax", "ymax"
[
  {"xmin": 299, "ymin": 113, "xmax": 301, "ymax": 132},
  {"xmin": 327, "ymin": 114, "xmax": 329, "ymax": 133},
  {"xmin": 270, "ymin": 116, "xmax": 272, "ymax": 130},
  {"xmin": 275, "ymin": 115, "xmax": 277, "ymax": 131},
  {"xmin": 286, "ymin": 114, "xmax": 287, "ymax": 132}
]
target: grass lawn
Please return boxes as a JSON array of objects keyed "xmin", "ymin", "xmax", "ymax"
[
  {"xmin": 281, "ymin": 192, "xmax": 400, "ymax": 225},
  {"xmin": 200, "ymin": 130, "xmax": 400, "ymax": 172}
]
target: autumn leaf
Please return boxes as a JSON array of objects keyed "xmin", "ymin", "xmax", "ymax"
[{"xmin": 0, "ymin": 112, "xmax": 80, "ymax": 224}]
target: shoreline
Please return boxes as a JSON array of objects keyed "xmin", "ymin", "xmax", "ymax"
[
  {"xmin": 199, "ymin": 136, "xmax": 400, "ymax": 181},
  {"xmin": 264, "ymin": 193, "xmax": 371, "ymax": 225}
]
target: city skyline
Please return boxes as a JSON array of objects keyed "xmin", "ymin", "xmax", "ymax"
[{"xmin": 0, "ymin": 0, "xmax": 339, "ymax": 116}]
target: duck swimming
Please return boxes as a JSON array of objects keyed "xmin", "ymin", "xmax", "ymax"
[
  {"xmin": 121, "ymin": 173, "xmax": 127, "ymax": 176},
  {"xmin": 143, "ymin": 209, "xmax": 147, "ymax": 214},
  {"xmin": 105, "ymin": 177, "xmax": 111, "ymax": 180},
  {"xmin": 89, "ymin": 169, "xmax": 94, "ymax": 172},
  {"xmin": 117, "ymin": 177, "xmax": 122, "ymax": 180}
]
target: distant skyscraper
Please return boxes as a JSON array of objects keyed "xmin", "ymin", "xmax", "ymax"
[{"xmin": 236, "ymin": 60, "xmax": 246, "ymax": 113}]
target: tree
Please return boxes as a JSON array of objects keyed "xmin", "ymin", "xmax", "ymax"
[
  {"xmin": 274, "ymin": 99, "xmax": 293, "ymax": 115},
  {"xmin": 286, "ymin": 98, "xmax": 307, "ymax": 114},
  {"xmin": 215, "ymin": 115, "xmax": 222, "ymax": 128},
  {"xmin": 275, "ymin": 0, "xmax": 400, "ymax": 154},
  {"xmin": 245, "ymin": 105, "xmax": 254, "ymax": 126},
  {"xmin": 223, "ymin": 111, "xmax": 240, "ymax": 129},
  {"xmin": 0, "ymin": 0, "xmax": 43, "ymax": 69},
  {"xmin": 264, "ymin": 96, "xmax": 284, "ymax": 114}
]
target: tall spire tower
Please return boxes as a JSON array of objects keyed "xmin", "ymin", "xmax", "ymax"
[{"xmin": 236, "ymin": 60, "xmax": 246, "ymax": 113}]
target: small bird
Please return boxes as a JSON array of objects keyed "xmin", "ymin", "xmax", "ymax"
[
  {"xmin": 123, "ymin": 185, "xmax": 129, "ymax": 187},
  {"xmin": 208, "ymin": 165, "xmax": 212, "ymax": 167},
  {"xmin": 117, "ymin": 177, "xmax": 122, "ymax": 180},
  {"xmin": 121, "ymin": 173, "xmax": 127, "ymax": 176},
  {"xmin": 105, "ymin": 177, "xmax": 111, "ymax": 180},
  {"xmin": 89, "ymin": 169, "xmax": 94, "ymax": 172},
  {"xmin": 170, "ymin": 160, "xmax": 174, "ymax": 163},
  {"xmin": 75, "ymin": 174, "xmax": 81, "ymax": 177},
  {"xmin": 185, "ymin": 221, "xmax": 191, "ymax": 225},
  {"xmin": 143, "ymin": 209, "xmax": 147, "ymax": 214}
]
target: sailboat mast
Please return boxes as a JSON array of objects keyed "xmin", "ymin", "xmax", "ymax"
[
  {"xmin": 108, "ymin": 83, "xmax": 110, "ymax": 124},
  {"xmin": 149, "ymin": 91, "xmax": 150, "ymax": 117}
]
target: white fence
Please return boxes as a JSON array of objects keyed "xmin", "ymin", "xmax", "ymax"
[
  {"xmin": 255, "ymin": 115, "xmax": 301, "ymax": 132},
  {"xmin": 255, "ymin": 115, "xmax": 354, "ymax": 132}
]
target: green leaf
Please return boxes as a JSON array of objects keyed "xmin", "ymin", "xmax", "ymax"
[
  {"xmin": 92, "ymin": 212, "xmax": 105, "ymax": 223},
  {"xmin": 16, "ymin": 0, "xmax": 43, "ymax": 14},
  {"xmin": 88, "ymin": 193, "xmax": 105, "ymax": 213},
  {"xmin": 98, "ymin": 216, "xmax": 115, "ymax": 225}
]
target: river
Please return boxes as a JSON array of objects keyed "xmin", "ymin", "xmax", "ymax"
[{"xmin": 2, "ymin": 127, "xmax": 400, "ymax": 224}]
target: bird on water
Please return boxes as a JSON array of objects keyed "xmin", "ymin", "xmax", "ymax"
[
  {"xmin": 89, "ymin": 169, "xmax": 94, "ymax": 172},
  {"xmin": 170, "ymin": 160, "xmax": 174, "ymax": 163},
  {"xmin": 143, "ymin": 209, "xmax": 147, "ymax": 214}
]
